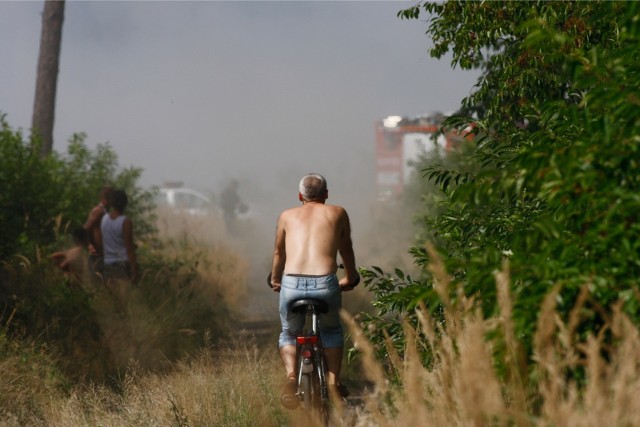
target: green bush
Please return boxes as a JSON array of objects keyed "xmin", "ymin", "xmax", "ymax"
[
  {"xmin": 361, "ymin": 1, "xmax": 640, "ymax": 376},
  {"xmin": 0, "ymin": 115, "xmax": 156, "ymax": 259},
  {"xmin": 0, "ymin": 115, "xmax": 240, "ymax": 383}
]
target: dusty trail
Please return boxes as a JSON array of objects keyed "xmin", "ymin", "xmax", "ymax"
[
  {"xmin": 236, "ymin": 267, "xmax": 280, "ymax": 348},
  {"xmin": 224, "ymin": 222, "xmax": 281, "ymax": 348}
]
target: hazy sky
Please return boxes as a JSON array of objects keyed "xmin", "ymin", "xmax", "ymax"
[{"xmin": 1, "ymin": 1, "xmax": 479, "ymax": 228}]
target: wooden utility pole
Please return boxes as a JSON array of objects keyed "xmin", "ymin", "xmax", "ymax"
[{"xmin": 32, "ymin": 0, "xmax": 65, "ymax": 157}]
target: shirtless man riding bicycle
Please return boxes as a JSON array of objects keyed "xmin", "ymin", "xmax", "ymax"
[{"xmin": 270, "ymin": 173, "xmax": 359, "ymax": 405}]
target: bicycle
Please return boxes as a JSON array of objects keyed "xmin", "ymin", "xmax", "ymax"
[{"xmin": 268, "ymin": 269, "xmax": 360, "ymax": 426}]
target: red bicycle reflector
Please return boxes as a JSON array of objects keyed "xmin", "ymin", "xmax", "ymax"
[
  {"xmin": 296, "ymin": 335, "xmax": 319, "ymax": 345},
  {"xmin": 301, "ymin": 349, "xmax": 312, "ymax": 358}
]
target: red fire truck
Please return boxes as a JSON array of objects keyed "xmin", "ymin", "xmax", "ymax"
[{"xmin": 374, "ymin": 113, "xmax": 471, "ymax": 201}]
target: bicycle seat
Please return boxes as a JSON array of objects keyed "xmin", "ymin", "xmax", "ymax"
[{"xmin": 290, "ymin": 299, "xmax": 329, "ymax": 314}]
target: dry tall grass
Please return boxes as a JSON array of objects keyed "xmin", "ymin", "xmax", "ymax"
[
  {"xmin": 0, "ymin": 334, "xmax": 68, "ymax": 426},
  {"xmin": 343, "ymin": 250, "xmax": 640, "ymax": 427},
  {"xmin": 83, "ymin": 210, "xmax": 252, "ymax": 373},
  {"xmin": 1, "ymin": 208, "xmax": 257, "ymax": 423},
  {"xmin": 4, "ymin": 228, "xmax": 640, "ymax": 426},
  {"xmin": 50, "ymin": 210, "xmax": 253, "ymax": 377},
  {"xmin": 38, "ymin": 340, "xmax": 292, "ymax": 427}
]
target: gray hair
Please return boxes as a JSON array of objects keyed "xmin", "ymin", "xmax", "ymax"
[{"xmin": 299, "ymin": 173, "xmax": 327, "ymax": 201}]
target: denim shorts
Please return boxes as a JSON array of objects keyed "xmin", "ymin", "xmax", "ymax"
[{"xmin": 278, "ymin": 274, "xmax": 343, "ymax": 348}]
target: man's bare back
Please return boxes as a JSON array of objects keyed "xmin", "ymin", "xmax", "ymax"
[
  {"xmin": 281, "ymin": 202, "xmax": 346, "ymax": 275},
  {"xmin": 270, "ymin": 174, "xmax": 357, "ymax": 291}
]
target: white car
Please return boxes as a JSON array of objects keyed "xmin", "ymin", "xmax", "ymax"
[{"xmin": 155, "ymin": 187, "xmax": 217, "ymax": 216}]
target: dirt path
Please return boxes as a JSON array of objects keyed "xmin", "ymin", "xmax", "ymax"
[{"xmin": 224, "ymin": 226, "xmax": 373, "ymax": 425}]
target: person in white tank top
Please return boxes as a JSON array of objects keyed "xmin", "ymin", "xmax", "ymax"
[{"xmin": 98, "ymin": 189, "xmax": 138, "ymax": 284}]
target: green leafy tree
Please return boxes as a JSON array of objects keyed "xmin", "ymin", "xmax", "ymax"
[{"xmin": 362, "ymin": 1, "xmax": 640, "ymax": 372}]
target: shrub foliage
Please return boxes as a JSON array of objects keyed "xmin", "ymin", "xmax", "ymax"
[
  {"xmin": 362, "ymin": 0, "xmax": 640, "ymax": 373},
  {"xmin": 0, "ymin": 116, "xmax": 154, "ymax": 259},
  {"xmin": 0, "ymin": 116, "xmax": 240, "ymax": 382}
]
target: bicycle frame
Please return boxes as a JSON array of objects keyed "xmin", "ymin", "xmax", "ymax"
[{"xmin": 267, "ymin": 269, "xmax": 360, "ymax": 424}]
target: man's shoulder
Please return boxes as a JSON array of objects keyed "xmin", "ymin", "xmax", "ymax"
[
  {"xmin": 326, "ymin": 204, "xmax": 347, "ymax": 215},
  {"xmin": 279, "ymin": 204, "xmax": 347, "ymax": 218},
  {"xmin": 85, "ymin": 204, "xmax": 105, "ymax": 225},
  {"xmin": 280, "ymin": 205, "xmax": 302, "ymax": 217}
]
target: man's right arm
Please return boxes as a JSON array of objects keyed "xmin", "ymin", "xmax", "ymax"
[
  {"xmin": 270, "ymin": 213, "xmax": 287, "ymax": 292},
  {"xmin": 337, "ymin": 209, "xmax": 357, "ymax": 289},
  {"xmin": 84, "ymin": 206, "xmax": 102, "ymax": 256},
  {"xmin": 84, "ymin": 206, "xmax": 100, "ymax": 230}
]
